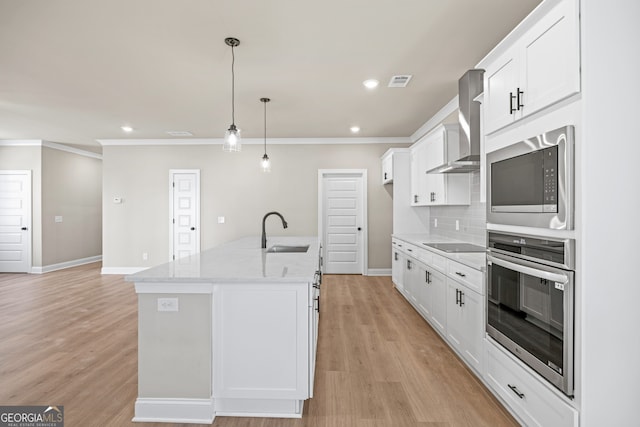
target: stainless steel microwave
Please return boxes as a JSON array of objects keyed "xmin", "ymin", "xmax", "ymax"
[{"xmin": 487, "ymin": 125, "xmax": 574, "ymax": 230}]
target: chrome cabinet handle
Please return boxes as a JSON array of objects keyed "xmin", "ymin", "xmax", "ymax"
[
  {"xmin": 394, "ymin": 252, "xmax": 398, "ymax": 261},
  {"xmin": 509, "ymin": 91, "xmax": 517, "ymax": 114},
  {"xmin": 455, "ymin": 289, "xmax": 460, "ymax": 305},
  {"xmin": 508, "ymin": 384, "xmax": 525, "ymax": 399},
  {"xmin": 414, "ymin": 195, "xmax": 418, "ymax": 203},
  {"xmin": 407, "ymin": 260, "xmax": 412, "ymax": 270},
  {"xmin": 459, "ymin": 291, "xmax": 464, "ymax": 306},
  {"xmin": 384, "ymin": 172, "xmax": 387, "ymax": 180}
]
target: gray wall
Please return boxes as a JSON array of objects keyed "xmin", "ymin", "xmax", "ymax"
[
  {"xmin": 0, "ymin": 145, "xmax": 43, "ymax": 266},
  {"xmin": 42, "ymin": 146, "xmax": 102, "ymax": 265},
  {"xmin": 102, "ymin": 142, "xmax": 408, "ymax": 270},
  {"xmin": 0, "ymin": 144, "xmax": 102, "ymax": 269}
]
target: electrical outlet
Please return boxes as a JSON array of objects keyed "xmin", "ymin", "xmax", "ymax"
[
  {"xmin": 54, "ymin": 216, "xmax": 63, "ymax": 223},
  {"xmin": 157, "ymin": 298, "xmax": 179, "ymax": 312},
  {"xmin": 434, "ymin": 218, "xmax": 438, "ymax": 228},
  {"xmin": 455, "ymin": 220, "xmax": 460, "ymax": 231},
  {"xmin": 142, "ymin": 252, "xmax": 148, "ymax": 261}
]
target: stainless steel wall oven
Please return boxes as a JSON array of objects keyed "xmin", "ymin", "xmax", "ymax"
[{"xmin": 487, "ymin": 231, "xmax": 575, "ymax": 396}]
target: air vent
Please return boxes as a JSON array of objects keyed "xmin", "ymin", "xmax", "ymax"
[
  {"xmin": 165, "ymin": 131, "xmax": 194, "ymax": 137},
  {"xmin": 388, "ymin": 75, "xmax": 412, "ymax": 88}
]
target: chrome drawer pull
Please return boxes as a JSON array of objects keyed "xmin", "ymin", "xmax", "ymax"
[
  {"xmin": 455, "ymin": 272, "xmax": 466, "ymax": 277},
  {"xmin": 508, "ymin": 384, "xmax": 525, "ymax": 399}
]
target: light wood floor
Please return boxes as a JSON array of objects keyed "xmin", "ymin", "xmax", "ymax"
[{"xmin": 0, "ymin": 264, "xmax": 517, "ymax": 427}]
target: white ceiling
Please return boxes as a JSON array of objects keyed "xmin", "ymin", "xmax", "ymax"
[{"xmin": 0, "ymin": 0, "xmax": 542, "ymax": 150}]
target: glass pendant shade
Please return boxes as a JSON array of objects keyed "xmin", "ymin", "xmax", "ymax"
[
  {"xmin": 223, "ymin": 37, "xmax": 241, "ymax": 152},
  {"xmin": 261, "ymin": 153, "xmax": 271, "ymax": 172},
  {"xmin": 223, "ymin": 124, "xmax": 241, "ymax": 152}
]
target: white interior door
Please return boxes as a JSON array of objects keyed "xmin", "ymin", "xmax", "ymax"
[
  {"xmin": 0, "ymin": 171, "xmax": 32, "ymax": 273},
  {"xmin": 170, "ymin": 170, "xmax": 200, "ymax": 261},
  {"xmin": 320, "ymin": 171, "xmax": 366, "ymax": 274}
]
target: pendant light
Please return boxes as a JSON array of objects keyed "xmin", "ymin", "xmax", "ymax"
[
  {"xmin": 223, "ymin": 37, "xmax": 241, "ymax": 152},
  {"xmin": 260, "ymin": 97, "xmax": 271, "ymax": 172}
]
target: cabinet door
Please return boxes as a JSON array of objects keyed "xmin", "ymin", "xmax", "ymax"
[
  {"xmin": 381, "ymin": 155, "xmax": 393, "ymax": 184},
  {"xmin": 446, "ymin": 280, "xmax": 484, "ymax": 374},
  {"xmin": 428, "ymin": 269, "xmax": 447, "ymax": 335},
  {"xmin": 404, "ymin": 258, "xmax": 419, "ymax": 305},
  {"xmin": 446, "ymin": 281, "xmax": 465, "ymax": 354},
  {"xmin": 309, "ymin": 286, "xmax": 320, "ymax": 397},
  {"xmin": 423, "ymin": 129, "xmax": 446, "ymax": 171},
  {"xmin": 392, "ymin": 249, "xmax": 404, "ymax": 291},
  {"xmin": 415, "ymin": 263, "xmax": 431, "ymax": 319},
  {"xmin": 410, "ymin": 144, "xmax": 428, "ymax": 206},
  {"xmin": 459, "ymin": 287, "xmax": 484, "ymax": 374},
  {"xmin": 425, "ymin": 174, "xmax": 446, "ymax": 206},
  {"xmin": 484, "ymin": 51, "xmax": 520, "ymax": 134},
  {"xmin": 520, "ymin": 0, "xmax": 580, "ymax": 118}
]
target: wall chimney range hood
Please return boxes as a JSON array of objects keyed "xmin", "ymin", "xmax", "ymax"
[{"xmin": 428, "ymin": 69, "xmax": 484, "ymax": 174}]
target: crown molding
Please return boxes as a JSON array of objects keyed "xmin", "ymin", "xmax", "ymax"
[
  {"xmin": 97, "ymin": 136, "xmax": 411, "ymax": 146},
  {"xmin": 0, "ymin": 139, "xmax": 102, "ymax": 159}
]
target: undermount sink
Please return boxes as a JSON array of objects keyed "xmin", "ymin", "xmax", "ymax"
[{"xmin": 267, "ymin": 245, "xmax": 310, "ymax": 253}]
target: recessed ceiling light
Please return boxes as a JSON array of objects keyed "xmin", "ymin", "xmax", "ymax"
[
  {"xmin": 363, "ymin": 79, "xmax": 379, "ymax": 89},
  {"xmin": 121, "ymin": 126, "xmax": 133, "ymax": 132},
  {"xmin": 350, "ymin": 126, "xmax": 361, "ymax": 133}
]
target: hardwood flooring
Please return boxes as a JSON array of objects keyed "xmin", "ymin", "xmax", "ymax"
[{"xmin": 0, "ymin": 265, "xmax": 517, "ymax": 427}]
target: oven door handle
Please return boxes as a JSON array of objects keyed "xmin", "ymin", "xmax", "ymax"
[{"xmin": 488, "ymin": 255, "xmax": 569, "ymax": 284}]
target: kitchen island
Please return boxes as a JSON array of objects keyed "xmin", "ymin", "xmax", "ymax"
[{"xmin": 126, "ymin": 236, "xmax": 321, "ymax": 424}]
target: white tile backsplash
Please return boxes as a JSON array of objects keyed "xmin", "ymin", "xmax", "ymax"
[{"xmin": 429, "ymin": 170, "xmax": 486, "ymax": 246}]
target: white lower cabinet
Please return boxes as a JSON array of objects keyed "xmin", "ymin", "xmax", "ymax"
[
  {"xmin": 486, "ymin": 340, "xmax": 578, "ymax": 427},
  {"xmin": 417, "ymin": 265, "xmax": 447, "ymax": 336},
  {"xmin": 391, "ymin": 240, "xmax": 484, "ymax": 372},
  {"xmin": 445, "ymin": 273, "xmax": 484, "ymax": 375},
  {"xmin": 391, "ymin": 243, "xmax": 405, "ymax": 292}
]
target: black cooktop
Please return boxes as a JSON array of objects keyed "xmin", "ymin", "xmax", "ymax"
[{"xmin": 422, "ymin": 242, "xmax": 486, "ymax": 253}]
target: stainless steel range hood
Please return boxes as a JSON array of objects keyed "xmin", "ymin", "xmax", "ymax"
[{"xmin": 428, "ymin": 69, "xmax": 484, "ymax": 174}]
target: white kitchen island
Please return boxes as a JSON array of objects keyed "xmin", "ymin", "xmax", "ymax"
[{"xmin": 126, "ymin": 236, "xmax": 321, "ymax": 424}]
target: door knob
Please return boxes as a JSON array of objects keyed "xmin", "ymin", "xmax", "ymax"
[
  {"xmin": 190, "ymin": 227, "xmax": 196, "ymax": 231},
  {"xmin": 21, "ymin": 227, "xmax": 28, "ymax": 231},
  {"xmin": 357, "ymin": 227, "xmax": 362, "ymax": 231}
]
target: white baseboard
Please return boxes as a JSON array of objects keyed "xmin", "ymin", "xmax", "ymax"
[
  {"xmin": 31, "ymin": 255, "xmax": 102, "ymax": 274},
  {"xmin": 132, "ymin": 397, "xmax": 215, "ymax": 424},
  {"xmin": 367, "ymin": 268, "xmax": 391, "ymax": 276},
  {"xmin": 101, "ymin": 266, "xmax": 148, "ymax": 275}
]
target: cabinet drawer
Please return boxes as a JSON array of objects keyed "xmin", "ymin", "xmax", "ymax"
[
  {"xmin": 486, "ymin": 341, "xmax": 578, "ymax": 427},
  {"xmin": 447, "ymin": 260, "xmax": 483, "ymax": 294},
  {"xmin": 431, "ymin": 253, "xmax": 447, "ymax": 272},
  {"xmin": 402, "ymin": 242, "xmax": 420, "ymax": 258}
]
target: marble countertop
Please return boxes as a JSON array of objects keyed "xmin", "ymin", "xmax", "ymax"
[
  {"xmin": 126, "ymin": 236, "xmax": 320, "ymax": 284},
  {"xmin": 392, "ymin": 233, "xmax": 487, "ymax": 271}
]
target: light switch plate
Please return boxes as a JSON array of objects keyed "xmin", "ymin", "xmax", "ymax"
[
  {"xmin": 157, "ymin": 298, "xmax": 179, "ymax": 312},
  {"xmin": 54, "ymin": 216, "xmax": 63, "ymax": 223},
  {"xmin": 217, "ymin": 216, "xmax": 225, "ymax": 224}
]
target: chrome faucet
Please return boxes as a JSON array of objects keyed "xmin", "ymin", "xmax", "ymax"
[{"xmin": 261, "ymin": 211, "xmax": 288, "ymax": 249}]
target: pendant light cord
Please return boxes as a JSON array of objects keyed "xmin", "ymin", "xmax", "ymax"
[
  {"xmin": 231, "ymin": 44, "xmax": 236, "ymax": 126},
  {"xmin": 263, "ymin": 100, "xmax": 267, "ymax": 155}
]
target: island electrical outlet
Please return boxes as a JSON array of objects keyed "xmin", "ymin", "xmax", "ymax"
[{"xmin": 157, "ymin": 298, "xmax": 179, "ymax": 312}]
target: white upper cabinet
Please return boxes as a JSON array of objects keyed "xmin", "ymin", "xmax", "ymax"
[
  {"xmin": 484, "ymin": 0, "xmax": 580, "ymax": 134},
  {"xmin": 381, "ymin": 150, "xmax": 394, "ymax": 184},
  {"xmin": 410, "ymin": 143, "xmax": 429, "ymax": 206},
  {"xmin": 410, "ymin": 124, "xmax": 470, "ymax": 206}
]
